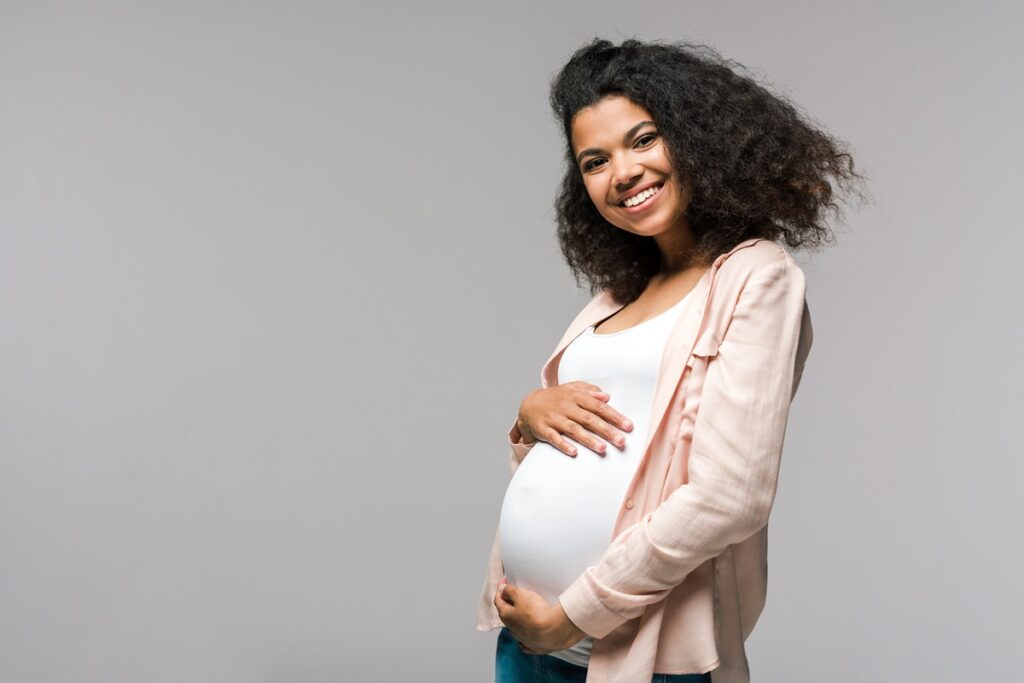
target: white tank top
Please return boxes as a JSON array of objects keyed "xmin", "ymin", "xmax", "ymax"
[{"xmin": 498, "ymin": 288, "xmax": 693, "ymax": 668}]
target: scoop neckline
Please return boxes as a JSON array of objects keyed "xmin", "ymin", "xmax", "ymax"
[{"xmin": 586, "ymin": 289, "xmax": 692, "ymax": 338}]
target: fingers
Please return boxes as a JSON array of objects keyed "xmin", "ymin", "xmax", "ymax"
[
  {"xmin": 540, "ymin": 427, "xmax": 579, "ymax": 457},
  {"xmin": 583, "ymin": 395, "xmax": 633, "ymax": 432},
  {"xmin": 564, "ymin": 417, "xmax": 610, "ymax": 455},
  {"xmin": 576, "ymin": 398, "xmax": 632, "ymax": 449},
  {"xmin": 562, "ymin": 408, "xmax": 624, "ymax": 453},
  {"xmin": 575, "ymin": 381, "xmax": 607, "ymax": 394},
  {"xmin": 575, "ymin": 383, "xmax": 634, "ymax": 434},
  {"xmin": 543, "ymin": 418, "xmax": 619, "ymax": 458},
  {"xmin": 494, "ymin": 582, "xmax": 512, "ymax": 614}
]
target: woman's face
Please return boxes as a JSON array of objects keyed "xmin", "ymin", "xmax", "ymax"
[{"xmin": 571, "ymin": 95, "xmax": 691, "ymax": 239}]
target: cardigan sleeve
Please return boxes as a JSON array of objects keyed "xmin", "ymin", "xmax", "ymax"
[
  {"xmin": 557, "ymin": 258, "xmax": 811, "ymax": 638},
  {"xmin": 508, "ymin": 416, "xmax": 537, "ymax": 475}
]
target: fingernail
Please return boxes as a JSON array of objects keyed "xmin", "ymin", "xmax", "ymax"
[{"xmin": 623, "ymin": 420, "xmax": 632, "ymax": 429}]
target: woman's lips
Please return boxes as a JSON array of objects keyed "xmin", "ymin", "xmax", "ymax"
[{"xmin": 618, "ymin": 181, "xmax": 665, "ymax": 214}]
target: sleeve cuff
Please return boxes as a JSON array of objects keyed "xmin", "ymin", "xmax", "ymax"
[
  {"xmin": 557, "ymin": 570, "xmax": 633, "ymax": 639},
  {"xmin": 507, "ymin": 417, "xmax": 536, "ymax": 465}
]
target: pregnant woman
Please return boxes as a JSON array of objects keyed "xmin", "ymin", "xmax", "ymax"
[{"xmin": 477, "ymin": 38, "xmax": 864, "ymax": 683}]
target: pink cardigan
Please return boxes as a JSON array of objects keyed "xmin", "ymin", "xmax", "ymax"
[{"xmin": 476, "ymin": 237, "xmax": 814, "ymax": 683}]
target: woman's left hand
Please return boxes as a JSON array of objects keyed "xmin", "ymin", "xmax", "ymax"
[{"xmin": 494, "ymin": 577, "xmax": 588, "ymax": 654}]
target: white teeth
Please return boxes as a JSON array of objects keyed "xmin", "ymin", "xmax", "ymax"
[{"xmin": 622, "ymin": 183, "xmax": 662, "ymax": 207}]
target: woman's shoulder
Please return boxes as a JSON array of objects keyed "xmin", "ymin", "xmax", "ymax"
[{"xmin": 716, "ymin": 237, "xmax": 804, "ymax": 281}]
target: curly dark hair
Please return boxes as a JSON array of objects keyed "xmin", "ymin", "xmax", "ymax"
[{"xmin": 549, "ymin": 37, "xmax": 868, "ymax": 303}]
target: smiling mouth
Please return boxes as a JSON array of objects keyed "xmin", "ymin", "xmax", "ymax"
[{"xmin": 618, "ymin": 182, "xmax": 665, "ymax": 208}]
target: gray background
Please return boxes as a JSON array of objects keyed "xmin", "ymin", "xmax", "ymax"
[{"xmin": 2, "ymin": 2, "xmax": 1021, "ymax": 681}]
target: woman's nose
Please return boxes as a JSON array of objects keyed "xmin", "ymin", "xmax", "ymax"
[{"xmin": 610, "ymin": 159, "xmax": 645, "ymax": 188}]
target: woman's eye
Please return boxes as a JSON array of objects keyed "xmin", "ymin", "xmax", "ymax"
[{"xmin": 581, "ymin": 134, "xmax": 656, "ymax": 172}]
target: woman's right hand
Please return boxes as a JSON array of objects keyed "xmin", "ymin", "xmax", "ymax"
[{"xmin": 514, "ymin": 382, "xmax": 633, "ymax": 457}]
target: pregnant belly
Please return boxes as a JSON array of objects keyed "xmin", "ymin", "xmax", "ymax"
[{"xmin": 497, "ymin": 440, "xmax": 641, "ymax": 605}]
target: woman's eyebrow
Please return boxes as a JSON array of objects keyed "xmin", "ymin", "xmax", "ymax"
[{"xmin": 576, "ymin": 120, "xmax": 656, "ymax": 164}]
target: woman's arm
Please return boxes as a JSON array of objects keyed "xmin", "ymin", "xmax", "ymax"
[{"xmin": 556, "ymin": 257, "xmax": 812, "ymax": 638}]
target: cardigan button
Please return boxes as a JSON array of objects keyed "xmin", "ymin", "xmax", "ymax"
[{"xmin": 624, "ymin": 499, "xmax": 634, "ymax": 509}]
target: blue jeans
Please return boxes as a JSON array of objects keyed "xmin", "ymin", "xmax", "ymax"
[{"xmin": 495, "ymin": 626, "xmax": 712, "ymax": 683}]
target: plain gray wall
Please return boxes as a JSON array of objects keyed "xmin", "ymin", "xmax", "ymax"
[{"xmin": 2, "ymin": 2, "xmax": 1021, "ymax": 681}]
